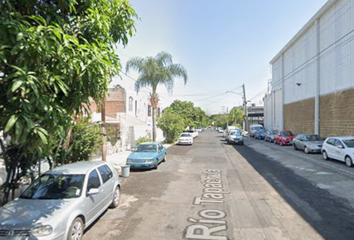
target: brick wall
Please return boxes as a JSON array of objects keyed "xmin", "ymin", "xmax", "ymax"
[
  {"xmin": 283, "ymin": 87, "xmax": 354, "ymax": 137},
  {"xmin": 284, "ymin": 98, "xmax": 315, "ymax": 134},
  {"xmin": 320, "ymin": 88, "xmax": 354, "ymax": 137},
  {"xmin": 89, "ymin": 87, "xmax": 126, "ymax": 115}
]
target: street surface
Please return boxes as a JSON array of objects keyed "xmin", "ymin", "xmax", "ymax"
[{"xmin": 82, "ymin": 130, "xmax": 354, "ymax": 240}]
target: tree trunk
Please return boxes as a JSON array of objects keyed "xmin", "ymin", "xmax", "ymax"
[
  {"xmin": 152, "ymin": 106, "xmax": 156, "ymax": 142},
  {"xmin": 101, "ymin": 96, "xmax": 107, "ymax": 161}
]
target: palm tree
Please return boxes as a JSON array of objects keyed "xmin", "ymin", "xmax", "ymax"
[
  {"xmin": 126, "ymin": 51, "xmax": 188, "ymax": 141},
  {"xmin": 229, "ymin": 107, "xmax": 244, "ymax": 126}
]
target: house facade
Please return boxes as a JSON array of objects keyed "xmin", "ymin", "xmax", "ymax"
[
  {"xmin": 264, "ymin": 0, "xmax": 354, "ymax": 137},
  {"xmin": 90, "ymin": 74, "xmax": 165, "ymax": 153}
]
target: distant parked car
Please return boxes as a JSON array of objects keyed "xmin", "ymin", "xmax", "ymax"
[
  {"xmin": 218, "ymin": 128, "xmax": 224, "ymax": 133},
  {"xmin": 293, "ymin": 134, "xmax": 324, "ymax": 154},
  {"xmin": 265, "ymin": 129, "xmax": 278, "ymax": 142},
  {"xmin": 274, "ymin": 130, "xmax": 296, "ymax": 146},
  {"xmin": 254, "ymin": 129, "xmax": 265, "ymax": 140},
  {"xmin": 225, "ymin": 130, "xmax": 244, "ymax": 145},
  {"xmin": 0, "ymin": 161, "xmax": 121, "ymax": 240},
  {"xmin": 242, "ymin": 130, "xmax": 248, "ymax": 137},
  {"xmin": 178, "ymin": 133, "xmax": 193, "ymax": 145},
  {"xmin": 249, "ymin": 124, "xmax": 264, "ymax": 138},
  {"xmin": 126, "ymin": 142, "xmax": 167, "ymax": 169},
  {"xmin": 196, "ymin": 126, "xmax": 204, "ymax": 132},
  {"xmin": 185, "ymin": 129, "xmax": 198, "ymax": 138},
  {"xmin": 321, "ymin": 136, "xmax": 354, "ymax": 167}
]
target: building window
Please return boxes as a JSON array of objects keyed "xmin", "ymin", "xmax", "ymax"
[
  {"xmin": 129, "ymin": 97, "xmax": 133, "ymax": 111},
  {"xmin": 148, "ymin": 106, "xmax": 152, "ymax": 116},
  {"xmin": 135, "ymin": 100, "xmax": 137, "ymax": 116}
]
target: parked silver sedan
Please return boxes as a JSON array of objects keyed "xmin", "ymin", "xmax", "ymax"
[
  {"xmin": 293, "ymin": 134, "xmax": 324, "ymax": 154},
  {"xmin": 0, "ymin": 161, "xmax": 121, "ymax": 240}
]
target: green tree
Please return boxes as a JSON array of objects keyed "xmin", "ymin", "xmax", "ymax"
[
  {"xmin": 157, "ymin": 111, "xmax": 185, "ymax": 143},
  {"xmin": 0, "ymin": 0, "xmax": 138, "ymax": 203},
  {"xmin": 125, "ymin": 52, "xmax": 188, "ymax": 142},
  {"xmin": 167, "ymin": 100, "xmax": 208, "ymax": 128},
  {"xmin": 228, "ymin": 107, "xmax": 244, "ymax": 127},
  {"xmin": 157, "ymin": 100, "xmax": 210, "ymax": 143}
]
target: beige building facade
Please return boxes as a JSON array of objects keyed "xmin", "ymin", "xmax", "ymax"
[{"xmin": 264, "ymin": 0, "xmax": 354, "ymax": 137}]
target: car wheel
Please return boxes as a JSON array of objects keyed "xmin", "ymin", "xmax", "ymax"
[
  {"xmin": 280, "ymin": 141, "xmax": 283, "ymax": 146},
  {"xmin": 163, "ymin": 154, "xmax": 167, "ymax": 162},
  {"xmin": 153, "ymin": 159, "xmax": 158, "ymax": 169},
  {"xmin": 110, "ymin": 186, "xmax": 121, "ymax": 208},
  {"xmin": 345, "ymin": 156, "xmax": 353, "ymax": 167},
  {"xmin": 322, "ymin": 151, "xmax": 329, "ymax": 160},
  {"xmin": 304, "ymin": 147, "xmax": 309, "ymax": 154},
  {"xmin": 68, "ymin": 217, "xmax": 84, "ymax": 240},
  {"xmin": 293, "ymin": 143, "xmax": 298, "ymax": 150}
]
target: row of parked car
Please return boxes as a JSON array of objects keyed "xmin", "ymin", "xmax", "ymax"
[
  {"xmin": 251, "ymin": 127, "xmax": 354, "ymax": 167},
  {"xmin": 176, "ymin": 126, "xmax": 206, "ymax": 145}
]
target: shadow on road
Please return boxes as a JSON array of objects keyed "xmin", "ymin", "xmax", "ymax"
[{"xmin": 235, "ymin": 145, "xmax": 354, "ymax": 240}]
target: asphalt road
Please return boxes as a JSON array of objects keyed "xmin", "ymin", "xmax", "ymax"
[{"xmin": 82, "ymin": 130, "xmax": 354, "ymax": 240}]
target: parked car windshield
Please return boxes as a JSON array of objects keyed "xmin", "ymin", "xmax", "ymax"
[
  {"xmin": 283, "ymin": 131, "xmax": 294, "ymax": 136},
  {"xmin": 180, "ymin": 133, "xmax": 192, "ymax": 137},
  {"xmin": 136, "ymin": 144, "xmax": 157, "ymax": 152},
  {"xmin": 230, "ymin": 131, "xmax": 241, "ymax": 136},
  {"xmin": 20, "ymin": 174, "xmax": 85, "ymax": 199},
  {"xmin": 343, "ymin": 139, "xmax": 354, "ymax": 148},
  {"xmin": 304, "ymin": 135, "xmax": 322, "ymax": 141}
]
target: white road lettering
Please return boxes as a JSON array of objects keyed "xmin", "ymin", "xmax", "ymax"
[{"xmin": 184, "ymin": 170, "xmax": 229, "ymax": 239}]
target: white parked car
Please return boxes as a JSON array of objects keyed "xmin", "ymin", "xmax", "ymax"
[
  {"xmin": 186, "ymin": 130, "xmax": 198, "ymax": 138},
  {"xmin": 178, "ymin": 133, "xmax": 193, "ymax": 145},
  {"xmin": 321, "ymin": 136, "xmax": 354, "ymax": 167}
]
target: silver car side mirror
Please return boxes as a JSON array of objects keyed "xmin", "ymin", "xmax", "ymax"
[{"xmin": 87, "ymin": 188, "xmax": 99, "ymax": 195}]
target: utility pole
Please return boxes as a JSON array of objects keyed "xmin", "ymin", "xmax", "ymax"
[
  {"xmin": 242, "ymin": 84, "xmax": 249, "ymax": 132},
  {"xmin": 101, "ymin": 95, "xmax": 107, "ymax": 161}
]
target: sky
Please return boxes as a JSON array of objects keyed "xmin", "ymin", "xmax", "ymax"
[{"xmin": 114, "ymin": 0, "xmax": 328, "ymax": 115}]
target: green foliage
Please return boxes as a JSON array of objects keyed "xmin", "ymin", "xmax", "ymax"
[
  {"xmin": 228, "ymin": 107, "xmax": 245, "ymax": 127},
  {"xmin": 66, "ymin": 120, "xmax": 103, "ymax": 163},
  {"xmin": 0, "ymin": 0, "xmax": 138, "ymax": 203},
  {"xmin": 135, "ymin": 137, "xmax": 152, "ymax": 146},
  {"xmin": 166, "ymin": 100, "xmax": 209, "ymax": 127},
  {"xmin": 157, "ymin": 111, "xmax": 185, "ymax": 143},
  {"xmin": 106, "ymin": 123, "xmax": 120, "ymax": 146},
  {"xmin": 157, "ymin": 100, "xmax": 210, "ymax": 143},
  {"xmin": 0, "ymin": 0, "xmax": 138, "ymax": 154},
  {"xmin": 210, "ymin": 114, "xmax": 228, "ymax": 129}
]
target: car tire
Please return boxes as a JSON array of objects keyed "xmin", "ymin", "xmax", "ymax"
[
  {"xmin": 293, "ymin": 144, "xmax": 298, "ymax": 150},
  {"xmin": 304, "ymin": 147, "xmax": 309, "ymax": 154},
  {"xmin": 163, "ymin": 154, "xmax": 167, "ymax": 162},
  {"xmin": 280, "ymin": 141, "xmax": 283, "ymax": 146},
  {"xmin": 153, "ymin": 159, "xmax": 158, "ymax": 170},
  {"xmin": 345, "ymin": 156, "xmax": 353, "ymax": 167},
  {"xmin": 322, "ymin": 151, "xmax": 329, "ymax": 160},
  {"xmin": 110, "ymin": 186, "xmax": 121, "ymax": 208},
  {"xmin": 274, "ymin": 140, "xmax": 277, "ymax": 145},
  {"xmin": 68, "ymin": 217, "xmax": 84, "ymax": 240}
]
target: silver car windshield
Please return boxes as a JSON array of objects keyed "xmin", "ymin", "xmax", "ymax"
[{"xmin": 20, "ymin": 174, "xmax": 85, "ymax": 199}]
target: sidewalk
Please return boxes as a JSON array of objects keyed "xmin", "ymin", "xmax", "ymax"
[{"xmin": 92, "ymin": 150, "xmax": 131, "ymax": 175}]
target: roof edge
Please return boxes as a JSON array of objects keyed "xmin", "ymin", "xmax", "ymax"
[{"xmin": 270, "ymin": 0, "xmax": 339, "ymax": 64}]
